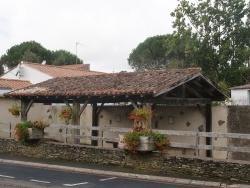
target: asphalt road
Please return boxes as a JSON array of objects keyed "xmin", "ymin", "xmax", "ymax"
[{"xmin": 0, "ymin": 163, "xmax": 198, "ymax": 188}]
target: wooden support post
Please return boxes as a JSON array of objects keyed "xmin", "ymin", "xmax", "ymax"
[
  {"xmin": 91, "ymin": 103, "xmax": 98, "ymax": 146},
  {"xmin": 73, "ymin": 100, "xmax": 80, "ymax": 144},
  {"xmin": 9, "ymin": 122, "xmax": 12, "ymax": 138},
  {"xmin": 21, "ymin": 100, "xmax": 28, "ymax": 122},
  {"xmin": 78, "ymin": 100, "xmax": 89, "ymax": 118},
  {"xmin": 195, "ymin": 132, "xmax": 200, "ymax": 157},
  {"xmin": 129, "ymin": 99, "xmax": 138, "ymax": 109},
  {"xmin": 206, "ymin": 103, "xmax": 212, "ymax": 157}
]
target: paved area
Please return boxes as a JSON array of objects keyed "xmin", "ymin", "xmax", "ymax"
[{"xmin": 0, "ymin": 153, "xmax": 249, "ymax": 188}]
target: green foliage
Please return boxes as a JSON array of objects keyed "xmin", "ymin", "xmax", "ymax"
[
  {"xmin": 22, "ymin": 49, "xmax": 40, "ymax": 63},
  {"xmin": 14, "ymin": 120, "xmax": 49, "ymax": 143},
  {"xmin": 8, "ymin": 103, "xmax": 21, "ymax": 117},
  {"xmin": 128, "ymin": 33, "xmax": 201, "ymax": 71},
  {"xmin": 129, "ymin": 107, "xmax": 153, "ymax": 129},
  {"xmin": 0, "ymin": 62, "xmax": 4, "ymax": 75},
  {"xmin": 128, "ymin": 35, "xmax": 173, "ymax": 71},
  {"xmin": 33, "ymin": 119, "xmax": 50, "ymax": 130},
  {"xmin": 58, "ymin": 105, "xmax": 76, "ymax": 125},
  {"xmin": 0, "ymin": 41, "xmax": 52, "ymax": 69},
  {"xmin": 52, "ymin": 50, "xmax": 82, "ymax": 65},
  {"xmin": 171, "ymin": 0, "xmax": 250, "ymax": 87},
  {"xmin": 151, "ymin": 131, "xmax": 170, "ymax": 152},
  {"xmin": 14, "ymin": 121, "xmax": 34, "ymax": 143},
  {"xmin": 124, "ymin": 130, "xmax": 141, "ymax": 151},
  {"xmin": 123, "ymin": 127, "xmax": 170, "ymax": 153},
  {"xmin": 0, "ymin": 41, "xmax": 83, "ymax": 71}
]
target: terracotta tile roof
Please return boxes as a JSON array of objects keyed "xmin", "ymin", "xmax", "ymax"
[
  {"xmin": 22, "ymin": 62, "xmax": 102, "ymax": 77},
  {"xmin": 6, "ymin": 68, "xmax": 207, "ymax": 97},
  {"xmin": 58, "ymin": 64, "xmax": 90, "ymax": 70},
  {"xmin": 0, "ymin": 78, "xmax": 31, "ymax": 90},
  {"xmin": 231, "ymin": 84, "xmax": 250, "ymax": 90}
]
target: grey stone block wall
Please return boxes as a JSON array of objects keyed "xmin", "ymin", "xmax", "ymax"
[
  {"xmin": 228, "ymin": 106, "xmax": 250, "ymax": 160},
  {"xmin": 0, "ymin": 138, "xmax": 249, "ymax": 183}
]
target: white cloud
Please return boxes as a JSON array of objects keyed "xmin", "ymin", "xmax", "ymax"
[{"xmin": 0, "ymin": 0, "xmax": 179, "ymax": 73}]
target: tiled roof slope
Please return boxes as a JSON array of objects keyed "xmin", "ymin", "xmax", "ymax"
[
  {"xmin": 231, "ymin": 84, "xmax": 250, "ymax": 90},
  {"xmin": 6, "ymin": 68, "xmax": 205, "ymax": 97},
  {"xmin": 58, "ymin": 64, "xmax": 90, "ymax": 70},
  {"xmin": 0, "ymin": 78, "xmax": 31, "ymax": 90},
  {"xmin": 23, "ymin": 62, "xmax": 102, "ymax": 77}
]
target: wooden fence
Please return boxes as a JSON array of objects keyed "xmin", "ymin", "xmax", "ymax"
[
  {"xmin": 45, "ymin": 124, "xmax": 250, "ymax": 157},
  {"xmin": 0, "ymin": 121, "xmax": 12, "ymax": 138},
  {"xmin": 1, "ymin": 123, "xmax": 250, "ymax": 158}
]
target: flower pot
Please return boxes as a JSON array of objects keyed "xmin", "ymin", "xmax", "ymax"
[
  {"xmin": 62, "ymin": 112, "xmax": 72, "ymax": 120},
  {"xmin": 28, "ymin": 128, "xmax": 44, "ymax": 139},
  {"xmin": 137, "ymin": 136, "xmax": 155, "ymax": 151},
  {"xmin": 118, "ymin": 134, "xmax": 125, "ymax": 149}
]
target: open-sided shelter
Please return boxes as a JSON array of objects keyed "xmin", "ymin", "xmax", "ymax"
[{"xmin": 4, "ymin": 68, "xmax": 227, "ymax": 156}]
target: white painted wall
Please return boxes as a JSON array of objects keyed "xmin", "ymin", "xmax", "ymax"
[
  {"xmin": 231, "ymin": 89, "xmax": 249, "ymax": 105},
  {"xmin": 1, "ymin": 63, "xmax": 52, "ymax": 84},
  {"xmin": 211, "ymin": 106, "xmax": 228, "ymax": 159},
  {"xmin": 0, "ymin": 97, "xmax": 21, "ymax": 138},
  {"xmin": 95, "ymin": 105, "xmax": 228, "ymax": 158}
]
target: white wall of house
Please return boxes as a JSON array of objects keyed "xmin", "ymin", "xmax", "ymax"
[
  {"xmin": 231, "ymin": 89, "xmax": 249, "ymax": 105},
  {"xmin": 1, "ymin": 63, "xmax": 52, "ymax": 84}
]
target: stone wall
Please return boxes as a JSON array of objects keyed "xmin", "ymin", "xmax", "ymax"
[
  {"xmin": 0, "ymin": 138, "xmax": 249, "ymax": 183},
  {"xmin": 227, "ymin": 106, "xmax": 250, "ymax": 160}
]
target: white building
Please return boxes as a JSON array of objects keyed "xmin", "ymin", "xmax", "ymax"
[
  {"xmin": 0, "ymin": 61, "xmax": 100, "ymax": 84},
  {"xmin": 231, "ymin": 84, "xmax": 250, "ymax": 105}
]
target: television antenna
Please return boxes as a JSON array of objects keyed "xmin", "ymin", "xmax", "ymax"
[{"xmin": 75, "ymin": 42, "xmax": 86, "ymax": 64}]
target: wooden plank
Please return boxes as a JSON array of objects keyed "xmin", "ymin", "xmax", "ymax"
[
  {"xmin": 48, "ymin": 124, "xmax": 250, "ymax": 139},
  {"xmin": 49, "ymin": 124, "xmax": 130, "ymax": 133},
  {"xmin": 44, "ymin": 131, "xmax": 250, "ymax": 153},
  {"xmin": 154, "ymin": 130, "xmax": 197, "ymax": 136},
  {"xmin": 198, "ymin": 132, "xmax": 250, "ymax": 139},
  {"xmin": 45, "ymin": 132, "xmax": 119, "ymax": 142},
  {"xmin": 0, "ymin": 121, "xmax": 10, "ymax": 125},
  {"xmin": 0, "ymin": 129, "xmax": 12, "ymax": 133},
  {"xmin": 170, "ymin": 142, "xmax": 196, "ymax": 149},
  {"xmin": 197, "ymin": 145, "xmax": 250, "ymax": 153}
]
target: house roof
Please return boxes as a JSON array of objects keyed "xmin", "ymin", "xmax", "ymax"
[
  {"xmin": 0, "ymin": 62, "xmax": 102, "ymax": 78},
  {"xmin": 58, "ymin": 64, "xmax": 90, "ymax": 70},
  {"xmin": 0, "ymin": 78, "xmax": 31, "ymax": 90},
  {"xmin": 21, "ymin": 62, "xmax": 101, "ymax": 77},
  {"xmin": 5, "ymin": 68, "xmax": 226, "ymax": 103},
  {"xmin": 231, "ymin": 84, "xmax": 250, "ymax": 90}
]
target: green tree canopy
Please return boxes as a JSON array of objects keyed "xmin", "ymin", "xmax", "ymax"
[
  {"xmin": 0, "ymin": 63, "xmax": 4, "ymax": 75},
  {"xmin": 0, "ymin": 41, "xmax": 83, "ymax": 72},
  {"xmin": 128, "ymin": 35, "xmax": 170, "ymax": 71},
  {"xmin": 0, "ymin": 41, "xmax": 52, "ymax": 69},
  {"xmin": 171, "ymin": 0, "xmax": 250, "ymax": 87},
  {"xmin": 52, "ymin": 50, "xmax": 82, "ymax": 66},
  {"xmin": 128, "ymin": 33, "xmax": 200, "ymax": 71}
]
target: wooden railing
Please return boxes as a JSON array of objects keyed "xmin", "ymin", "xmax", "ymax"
[
  {"xmin": 1, "ymin": 123, "xmax": 250, "ymax": 157},
  {"xmin": 0, "ymin": 121, "xmax": 12, "ymax": 138},
  {"xmin": 44, "ymin": 124, "xmax": 250, "ymax": 156}
]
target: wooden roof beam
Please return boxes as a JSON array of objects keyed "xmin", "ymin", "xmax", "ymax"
[
  {"xmin": 185, "ymin": 85, "xmax": 203, "ymax": 98},
  {"xmin": 78, "ymin": 99, "xmax": 90, "ymax": 118}
]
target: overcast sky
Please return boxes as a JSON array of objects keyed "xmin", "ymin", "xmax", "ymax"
[{"xmin": 1, "ymin": 0, "xmax": 180, "ymax": 73}]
